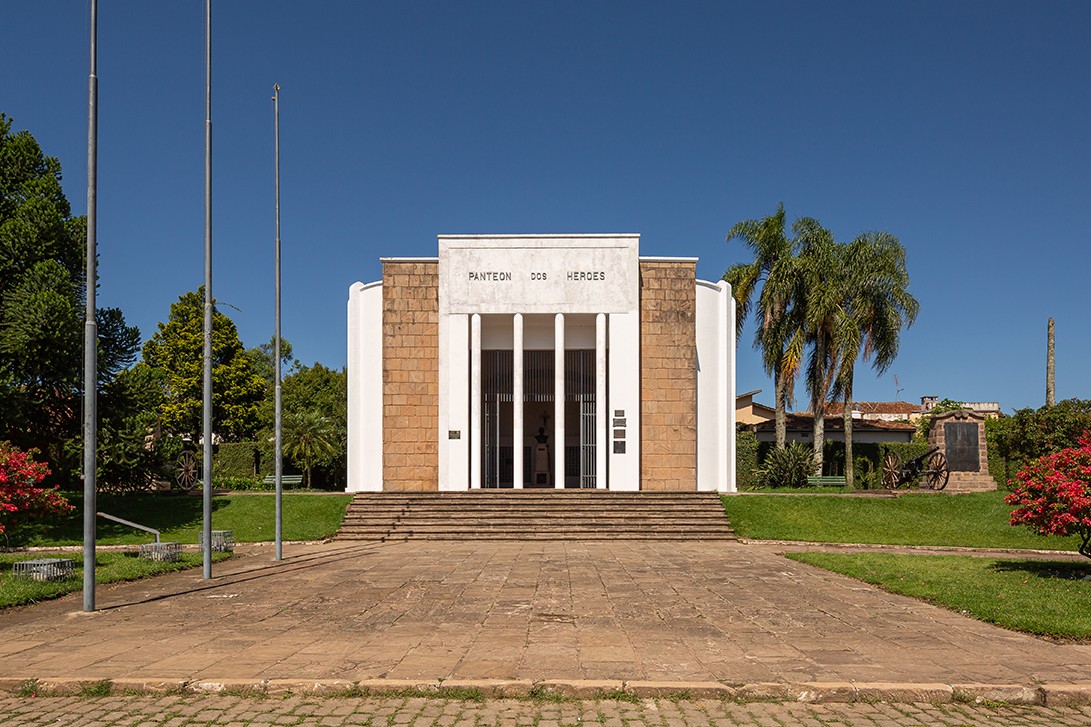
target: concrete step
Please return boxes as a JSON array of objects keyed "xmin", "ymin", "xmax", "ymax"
[{"xmin": 336, "ymin": 491, "xmax": 735, "ymax": 542}]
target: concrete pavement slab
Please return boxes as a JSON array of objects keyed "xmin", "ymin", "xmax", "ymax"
[{"xmin": 0, "ymin": 540, "xmax": 1089, "ymax": 698}]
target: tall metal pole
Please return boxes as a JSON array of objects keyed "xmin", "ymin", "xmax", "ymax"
[
  {"xmin": 202, "ymin": 0, "xmax": 214, "ymax": 580},
  {"xmin": 273, "ymin": 84, "xmax": 283, "ymax": 561},
  {"xmin": 82, "ymin": 0, "xmax": 99, "ymax": 613}
]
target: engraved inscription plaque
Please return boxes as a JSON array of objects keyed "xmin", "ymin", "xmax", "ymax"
[{"xmin": 944, "ymin": 422, "xmax": 980, "ymax": 471}]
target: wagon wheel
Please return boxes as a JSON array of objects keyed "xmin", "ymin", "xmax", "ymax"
[
  {"xmin": 176, "ymin": 450, "xmax": 200, "ymax": 489},
  {"xmin": 925, "ymin": 451, "xmax": 950, "ymax": 491},
  {"xmin": 881, "ymin": 452, "xmax": 902, "ymax": 489}
]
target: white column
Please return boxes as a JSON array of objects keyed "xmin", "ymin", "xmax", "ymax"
[
  {"xmin": 470, "ymin": 313, "xmax": 482, "ymax": 489},
  {"xmin": 443, "ymin": 313, "xmax": 470, "ymax": 491},
  {"xmin": 512, "ymin": 313, "xmax": 524, "ymax": 489},
  {"xmin": 554, "ymin": 313, "xmax": 565, "ymax": 489},
  {"xmin": 596, "ymin": 313, "xmax": 607, "ymax": 489}
]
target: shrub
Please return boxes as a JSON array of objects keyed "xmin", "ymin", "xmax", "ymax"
[
  {"xmin": 1006, "ymin": 432, "xmax": 1091, "ymax": 558},
  {"xmin": 735, "ymin": 429, "xmax": 760, "ymax": 491},
  {"xmin": 991, "ymin": 400, "xmax": 1091, "ymax": 482},
  {"xmin": 0, "ymin": 442, "xmax": 72, "ymax": 536},
  {"xmin": 757, "ymin": 442, "xmax": 815, "ymax": 488},
  {"xmin": 853, "ymin": 457, "xmax": 882, "ymax": 489}
]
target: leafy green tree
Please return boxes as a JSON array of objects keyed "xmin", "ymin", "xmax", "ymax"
[
  {"xmin": 94, "ymin": 363, "xmax": 175, "ymax": 492},
  {"xmin": 724, "ymin": 203, "xmax": 806, "ymax": 450},
  {"xmin": 279, "ymin": 363, "xmax": 346, "ymax": 485},
  {"xmin": 245, "ymin": 336, "xmax": 297, "ymax": 388},
  {"xmin": 0, "ymin": 114, "xmax": 139, "ymax": 479},
  {"xmin": 831, "ymin": 232, "xmax": 918, "ymax": 488},
  {"xmin": 990, "ymin": 399, "xmax": 1091, "ymax": 484},
  {"xmin": 283, "ymin": 409, "xmax": 336, "ymax": 488},
  {"xmin": 143, "ymin": 289, "xmax": 265, "ymax": 441}
]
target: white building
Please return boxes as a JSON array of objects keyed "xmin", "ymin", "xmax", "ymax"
[{"xmin": 347, "ymin": 234, "xmax": 736, "ymax": 493}]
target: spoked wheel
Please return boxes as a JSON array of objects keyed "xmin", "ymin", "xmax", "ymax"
[
  {"xmin": 882, "ymin": 451, "xmax": 902, "ymax": 489},
  {"xmin": 176, "ymin": 450, "xmax": 199, "ymax": 489},
  {"xmin": 925, "ymin": 451, "xmax": 950, "ymax": 490}
]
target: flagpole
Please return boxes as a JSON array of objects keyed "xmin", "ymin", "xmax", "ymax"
[
  {"xmin": 273, "ymin": 83, "xmax": 283, "ymax": 561},
  {"xmin": 82, "ymin": 0, "xmax": 99, "ymax": 612},
  {"xmin": 202, "ymin": 0, "xmax": 214, "ymax": 579}
]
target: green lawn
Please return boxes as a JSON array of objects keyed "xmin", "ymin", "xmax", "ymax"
[
  {"xmin": 0, "ymin": 551, "xmax": 231, "ymax": 610},
  {"xmin": 12, "ymin": 493, "xmax": 353, "ymax": 547},
  {"xmin": 788, "ymin": 552, "xmax": 1091, "ymax": 639},
  {"xmin": 721, "ymin": 490, "xmax": 1078, "ymax": 551}
]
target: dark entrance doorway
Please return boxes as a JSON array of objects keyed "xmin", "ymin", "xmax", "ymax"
[{"xmin": 481, "ymin": 349, "xmax": 598, "ymax": 488}]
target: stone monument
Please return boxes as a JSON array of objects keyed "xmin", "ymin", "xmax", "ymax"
[{"xmin": 928, "ymin": 409, "xmax": 995, "ymax": 492}]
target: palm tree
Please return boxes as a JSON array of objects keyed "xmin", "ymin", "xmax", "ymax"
[
  {"xmin": 724, "ymin": 204, "xmax": 805, "ymax": 449},
  {"xmin": 831, "ymin": 232, "xmax": 919, "ymax": 488},
  {"xmin": 283, "ymin": 409, "xmax": 336, "ymax": 487},
  {"xmin": 795, "ymin": 218, "xmax": 841, "ymax": 473}
]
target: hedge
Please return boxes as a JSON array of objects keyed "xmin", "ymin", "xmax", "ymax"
[{"xmin": 735, "ymin": 429, "xmax": 760, "ymax": 491}]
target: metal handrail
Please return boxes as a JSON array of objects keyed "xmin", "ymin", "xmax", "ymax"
[{"xmin": 96, "ymin": 512, "xmax": 160, "ymax": 542}]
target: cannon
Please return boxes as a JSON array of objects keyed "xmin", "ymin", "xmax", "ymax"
[{"xmin": 881, "ymin": 447, "xmax": 950, "ymax": 490}]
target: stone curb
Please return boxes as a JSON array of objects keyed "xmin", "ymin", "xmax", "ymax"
[
  {"xmin": 742, "ymin": 539, "xmax": 1081, "ymax": 558},
  {"xmin": 3, "ymin": 677, "xmax": 1091, "ymax": 705}
]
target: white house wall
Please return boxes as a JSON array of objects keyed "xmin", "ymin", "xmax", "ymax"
[{"xmin": 346, "ymin": 281, "xmax": 382, "ymax": 492}]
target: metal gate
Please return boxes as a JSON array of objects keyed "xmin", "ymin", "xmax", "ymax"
[
  {"xmin": 480, "ymin": 349, "xmax": 598, "ymax": 488},
  {"xmin": 482, "ymin": 350, "xmax": 512, "ymax": 488},
  {"xmin": 567, "ymin": 350, "xmax": 597, "ymax": 488}
]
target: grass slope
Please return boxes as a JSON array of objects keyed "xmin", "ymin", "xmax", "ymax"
[
  {"xmin": 12, "ymin": 493, "xmax": 353, "ymax": 547},
  {"xmin": 721, "ymin": 490, "xmax": 1077, "ymax": 551},
  {"xmin": 0, "ymin": 551, "xmax": 231, "ymax": 609},
  {"xmin": 788, "ymin": 552, "xmax": 1091, "ymax": 639}
]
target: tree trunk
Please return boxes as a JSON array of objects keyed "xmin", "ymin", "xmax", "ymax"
[
  {"xmin": 1047, "ymin": 317, "xmax": 1055, "ymax": 406},
  {"xmin": 774, "ymin": 366, "xmax": 787, "ymax": 450},
  {"xmin": 812, "ymin": 340, "xmax": 825, "ymax": 475},
  {"xmin": 843, "ymin": 374, "xmax": 854, "ymax": 490}
]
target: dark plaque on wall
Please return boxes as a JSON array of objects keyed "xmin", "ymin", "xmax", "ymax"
[{"xmin": 944, "ymin": 422, "xmax": 980, "ymax": 471}]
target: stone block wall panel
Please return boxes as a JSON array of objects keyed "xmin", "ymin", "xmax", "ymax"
[
  {"xmin": 639, "ymin": 261, "xmax": 697, "ymax": 491},
  {"xmin": 382, "ymin": 261, "xmax": 439, "ymax": 491}
]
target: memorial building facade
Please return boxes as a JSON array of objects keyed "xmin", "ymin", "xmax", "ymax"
[{"xmin": 346, "ymin": 234, "xmax": 736, "ymax": 492}]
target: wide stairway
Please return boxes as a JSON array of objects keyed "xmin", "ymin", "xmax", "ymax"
[{"xmin": 336, "ymin": 491, "xmax": 735, "ymax": 542}]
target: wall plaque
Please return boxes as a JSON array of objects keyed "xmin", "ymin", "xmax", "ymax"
[
  {"xmin": 944, "ymin": 422, "xmax": 980, "ymax": 471},
  {"xmin": 439, "ymin": 235, "xmax": 639, "ymax": 315}
]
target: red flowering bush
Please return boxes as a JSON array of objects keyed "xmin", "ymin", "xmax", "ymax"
[
  {"xmin": 0, "ymin": 442, "xmax": 72, "ymax": 536},
  {"xmin": 1006, "ymin": 432, "xmax": 1091, "ymax": 558}
]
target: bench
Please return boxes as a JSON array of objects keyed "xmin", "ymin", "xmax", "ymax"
[
  {"xmin": 262, "ymin": 474, "xmax": 304, "ymax": 487},
  {"xmin": 806, "ymin": 475, "xmax": 847, "ymax": 487}
]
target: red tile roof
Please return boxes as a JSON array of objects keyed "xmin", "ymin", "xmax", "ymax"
[
  {"xmin": 753, "ymin": 414, "xmax": 917, "ymax": 432},
  {"xmin": 818, "ymin": 401, "xmax": 922, "ymax": 417}
]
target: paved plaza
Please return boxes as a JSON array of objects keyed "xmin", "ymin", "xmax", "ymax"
[{"xmin": 1, "ymin": 540, "xmax": 1091, "ymax": 724}]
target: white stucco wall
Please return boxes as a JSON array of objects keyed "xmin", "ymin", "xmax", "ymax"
[
  {"xmin": 346, "ymin": 281, "xmax": 382, "ymax": 492},
  {"xmin": 695, "ymin": 279, "xmax": 735, "ymax": 492}
]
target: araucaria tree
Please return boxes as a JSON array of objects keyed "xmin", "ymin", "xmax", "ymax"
[
  {"xmin": 1007, "ymin": 433, "xmax": 1091, "ymax": 558},
  {"xmin": 0, "ymin": 114, "xmax": 140, "ymax": 480},
  {"xmin": 143, "ymin": 289, "xmax": 265, "ymax": 441}
]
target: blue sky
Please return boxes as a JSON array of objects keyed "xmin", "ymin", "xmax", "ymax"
[{"xmin": 4, "ymin": 1, "xmax": 1088, "ymax": 413}]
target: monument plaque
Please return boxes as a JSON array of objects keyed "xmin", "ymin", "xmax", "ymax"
[{"xmin": 944, "ymin": 422, "xmax": 980, "ymax": 472}]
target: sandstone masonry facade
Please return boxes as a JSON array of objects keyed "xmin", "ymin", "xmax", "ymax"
[
  {"xmin": 639, "ymin": 260, "xmax": 697, "ymax": 491},
  {"xmin": 381, "ymin": 261, "xmax": 440, "ymax": 491}
]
